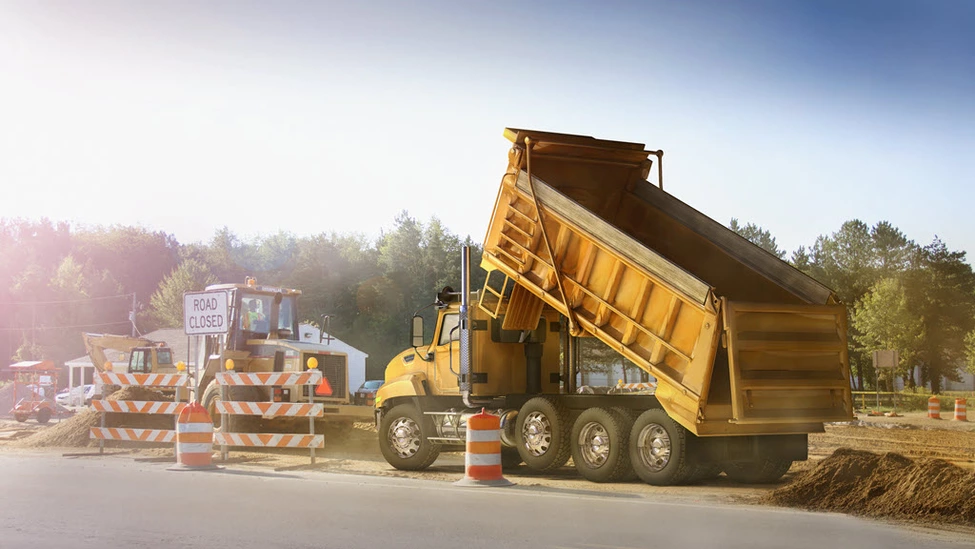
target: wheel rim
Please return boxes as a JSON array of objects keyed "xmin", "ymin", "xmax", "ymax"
[
  {"xmin": 577, "ymin": 421, "xmax": 610, "ymax": 468},
  {"xmin": 388, "ymin": 417, "xmax": 422, "ymax": 459},
  {"xmin": 522, "ymin": 411, "xmax": 553, "ymax": 457},
  {"xmin": 636, "ymin": 423, "xmax": 671, "ymax": 472}
]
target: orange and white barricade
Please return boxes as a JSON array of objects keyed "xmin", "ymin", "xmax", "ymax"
[
  {"xmin": 169, "ymin": 402, "xmax": 221, "ymax": 471},
  {"xmin": 928, "ymin": 396, "xmax": 941, "ymax": 419},
  {"xmin": 954, "ymin": 398, "xmax": 967, "ymax": 421},
  {"xmin": 89, "ymin": 371, "xmax": 190, "ymax": 454},
  {"xmin": 454, "ymin": 408, "xmax": 513, "ymax": 487},
  {"xmin": 214, "ymin": 369, "xmax": 324, "ymax": 463}
]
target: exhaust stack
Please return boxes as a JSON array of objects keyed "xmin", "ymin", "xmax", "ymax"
[{"xmin": 460, "ymin": 246, "xmax": 476, "ymax": 406}]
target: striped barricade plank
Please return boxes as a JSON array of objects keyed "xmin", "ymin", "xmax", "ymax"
[
  {"xmin": 214, "ymin": 433, "xmax": 324, "ymax": 449},
  {"xmin": 89, "ymin": 427, "xmax": 176, "ymax": 443},
  {"xmin": 616, "ymin": 382, "xmax": 656, "ymax": 390},
  {"xmin": 91, "ymin": 400, "xmax": 187, "ymax": 415},
  {"xmin": 96, "ymin": 372, "xmax": 189, "ymax": 387},
  {"xmin": 216, "ymin": 371, "xmax": 322, "ymax": 387},
  {"xmin": 215, "ymin": 401, "xmax": 324, "ymax": 418}
]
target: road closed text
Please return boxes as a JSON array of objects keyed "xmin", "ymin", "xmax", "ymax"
[{"xmin": 183, "ymin": 291, "xmax": 229, "ymax": 335}]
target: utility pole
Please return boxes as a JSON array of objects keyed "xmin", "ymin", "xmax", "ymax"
[{"xmin": 129, "ymin": 293, "xmax": 138, "ymax": 337}]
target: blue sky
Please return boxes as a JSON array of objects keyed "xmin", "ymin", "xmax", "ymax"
[{"xmin": 1, "ymin": 0, "xmax": 973, "ymax": 259}]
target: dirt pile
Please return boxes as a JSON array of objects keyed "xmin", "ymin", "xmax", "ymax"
[
  {"xmin": 765, "ymin": 448, "xmax": 975, "ymax": 526},
  {"xmin": 13, "ymin": 387, "xmax": 175, "ymax": 449}
]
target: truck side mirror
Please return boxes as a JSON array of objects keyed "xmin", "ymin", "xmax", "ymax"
[{"xmin": 411, "ymin": 315, "xmax": 425, "ymax": 348}]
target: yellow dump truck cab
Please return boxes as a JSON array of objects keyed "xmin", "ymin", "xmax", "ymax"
[{"xmin": 375, "ymin": 128, "xmax": 853, "ymax": 485}]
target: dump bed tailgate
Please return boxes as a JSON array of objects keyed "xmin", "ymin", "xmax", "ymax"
[{"xmin": 724, "ymin": 300, "xmax": 853, "ymax": 424}]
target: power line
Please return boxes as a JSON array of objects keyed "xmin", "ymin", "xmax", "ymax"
[
  {"xmin": 0, "ymin": 320, "xmax": 130, "ymax": 332},
  {"xmin": 0, "ymin": 293, "xmax": 135, "ymax": 306}
]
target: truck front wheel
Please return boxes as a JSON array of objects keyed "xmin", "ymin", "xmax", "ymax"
[
  {"xmin": 515, "ymin": 396, "xmax": 571, "ymax": 472},
  {"xmin": 379, "ymin": 404, "xmax": 441, "ymax": 471},
  {"xmin": 628, "ymin": 409, "xmax": 694, "ymax": 486}
]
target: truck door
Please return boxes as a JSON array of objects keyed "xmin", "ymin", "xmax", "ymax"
[{"xmin": 432, "ymin": 312, "xmax": 461, "ymax": 393}]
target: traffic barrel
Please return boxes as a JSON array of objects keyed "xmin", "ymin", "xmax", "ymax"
[
  {"xmin": 928, "ymin": 396, "xmax": 941, "ymax": 419},
  {"xmin": 954, "ymin": 398, "xmax": 967, "ymax": 421},
  {"xmin": 169, "ymin": 402, "xmax": 221, "ymax": 471},
  {"xmin": 454, "ymin": 408, "xmax": 513, "ymax": 487}
]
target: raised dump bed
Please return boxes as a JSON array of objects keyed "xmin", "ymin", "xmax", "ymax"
[{"xmin": 481, "ymin": 128, "xmax": 853, "ymax": 436}]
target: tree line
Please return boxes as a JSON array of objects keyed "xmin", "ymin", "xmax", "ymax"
[{"xmin": 2, "ymin": 214, "xmax": 973, "ymax": 392}]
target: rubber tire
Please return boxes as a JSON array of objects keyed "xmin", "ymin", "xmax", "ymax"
[
  {"xmin": 201, "ymin": 382, "xmax": 263, "ymax": 433},
  {"xmin": 14, "ymin": 414, "xmax": 27, "ymax": 423},
  {"xmin": 378, "ymin": 404, "xmax": 441, "ymax": 471},
  {"xmin": 35, "ymin": 408, "xmax": 52, "ymax": 424},
  {"xmin": 723, "ymin": 458, "xmax": 793, "ymax": 484},
  {"xmin": 501, "ymin": 447, "xmax": 524, "ymax": 469},
  {"xmin": 611, "ymin": 407, "xmax": 638, "ymax": 481},
  {"xmin": 570, "ymin": 407, "xmax": 632, "ymax": 483},
  {"xmin": 628, "ymin": 409, "xmax": 694, "ymax": 486},
  {"xmin": 515, "ymin": 396, "xmax": 571, "ymax": 472}
]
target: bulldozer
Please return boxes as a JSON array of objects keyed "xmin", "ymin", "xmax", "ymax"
[{"xmin": 194, "ymin": 277, "xmax": 371, "ymax": 430}]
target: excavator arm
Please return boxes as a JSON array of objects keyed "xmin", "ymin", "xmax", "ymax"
[{"xmin": 82, "ymin": 333, "xmax": 163, "ymax": 371}]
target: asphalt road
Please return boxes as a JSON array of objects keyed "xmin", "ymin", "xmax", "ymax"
[{"xmin": 1, "ymin": 452, "xmax": 971, "ymax": 549}]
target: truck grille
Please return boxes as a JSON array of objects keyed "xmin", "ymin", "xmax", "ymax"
[{"xmin": 303, "ymin": 354, "xmax": 347, "ymax": 400}]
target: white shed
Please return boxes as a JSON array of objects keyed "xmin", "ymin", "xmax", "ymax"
[{"xmin": 298, "ymin": 324, "xmax": 370, "ymax": 394}]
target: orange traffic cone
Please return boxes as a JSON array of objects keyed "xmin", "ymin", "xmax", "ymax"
[
  {"xmin": 954, "ymin": 398, "xmax": 967, "ymax": 421},
  {"xmin": 454, "ymin": 409, "xmax": 513, "ymax": 487},
  {"xmin": 169, "ymin": 402, "xmax": 221, "ymax": 471}
]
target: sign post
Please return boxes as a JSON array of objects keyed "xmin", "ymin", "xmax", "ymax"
[{"xmin": 872, "ymin": 350, "xmax": 899, "ymax": 412}]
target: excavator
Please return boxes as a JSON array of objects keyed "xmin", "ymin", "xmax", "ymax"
[
  {"xmin": 81, "ymin": 333, "xmax": 182, "ymax": 399},
  {"xmin": 81, "ymin": 333, "xmax": 178, "ymax": 374}
]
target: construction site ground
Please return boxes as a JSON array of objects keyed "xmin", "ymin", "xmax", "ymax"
[{"xmin": 1, "ymin": 407, "xmax": 974, "ymax": 539}]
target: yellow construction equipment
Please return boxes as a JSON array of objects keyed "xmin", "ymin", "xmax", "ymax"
[
  {"xmin": 82, "ymin": 333, "xmax": 177, "ymax": 374},
  {"xmin": 194, "ymin": 278, "xmax": 371, "ymax": 429},
  {"xmin": 375, "ymin": 128, "xmax": 854, "ymax": 485}
]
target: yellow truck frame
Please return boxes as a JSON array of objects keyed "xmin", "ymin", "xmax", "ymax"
[{"xmin": 375, "ymin": 128, "xmax": 853, "ymax": 485}]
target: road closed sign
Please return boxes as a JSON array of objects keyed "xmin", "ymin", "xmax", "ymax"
[{"xmin": 183, "ymin": 290, "xmax": 229, "ymax": 335}]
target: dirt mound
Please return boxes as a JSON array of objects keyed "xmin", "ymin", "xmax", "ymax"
[
  {"xmin": 765, "ymin": 448, "xmax": 975, "ymax": 526},
  {"xmin": 13, "ymin": 387, "xmax": 176, "ymax": 449}
]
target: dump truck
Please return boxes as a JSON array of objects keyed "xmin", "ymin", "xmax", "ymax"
[
  {"xmin": 195, "ymin": 278, "xmax": 372, "ymax": 429},
  {"xmin": 374, "ymin": 128, "xmax": 853, "ymax": 485}
]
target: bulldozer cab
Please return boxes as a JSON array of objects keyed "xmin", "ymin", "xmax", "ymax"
[{"xmin": 204, "ymin": 279, "xmax": 302, "ymax": 352}]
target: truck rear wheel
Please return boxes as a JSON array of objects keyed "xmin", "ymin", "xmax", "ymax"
[
  {"xmin": 723, "ymin": 458, "xmax": 793, "ymax": 484},
  {"xmin": 628, "ymin": 409, "xmax": 694, "ymax": 486},
  {"xmin": 571, "ymin": 407, "xmax": 631, "ymax": 483},
  {"xmin": 515, "ymin": 396, "xmax": 571, "ymax": 472},
  {"xmin": 379, "ymin": 404, "xmax": 441, "ymax": 471},
  {"xmin": 611, "ymin": 407, "xmax": 638, "ymax": 481}
]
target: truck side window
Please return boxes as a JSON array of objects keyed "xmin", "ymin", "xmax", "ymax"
[{"xmin": 437, "ymin": 314, "xmax": 460, "ymax": 346}]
